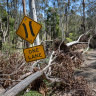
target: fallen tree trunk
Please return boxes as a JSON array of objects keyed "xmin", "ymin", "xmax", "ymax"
[
  {"xmin": 67, "ymin": 41, "xmax": 88, "ymax": 46},
  {"xmin": 2, "ymin": 71, "xmax": 43, "ymax": 96},
  {"xmin": 2, "ymin": 52, "xmax": 55, "ymax": 96},
  {"xmin": 2, "ymin": 52, "xmax": 56, "ymax": 96},
  {"xmin": 67, "ymin": 29, "xmax": 92, "ymax": 47}
]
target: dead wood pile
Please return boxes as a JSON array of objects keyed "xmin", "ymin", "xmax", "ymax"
[
  {"xmin": 0, "ymin": 52, "xmax": 32, "ymax": 88},
  {"xmin": 0, "ymin": 52, "xmax": 48, "ymax": 96},
  {"xmin": 48, "ymin": 39, "xmax": 92, "ymax": 96},
  {"xmin": 0, "ymin": 37, "xmax": 94, "ymax": 96},
  {"xmin": 51, "ymin": 76, "xmax": 92, "ymax": 96},
  {"xmin": 70, "ymin": 44, "xmax": 87, "ymax": 51}
]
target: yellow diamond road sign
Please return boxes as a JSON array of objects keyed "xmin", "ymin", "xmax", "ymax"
[
  {"xmin": 23, "ymin": 45, "xmax": 46, "ymax": 62},
  {"xmin": 16, "ymin": 16, "xmax": 42, "ymax": 44}
]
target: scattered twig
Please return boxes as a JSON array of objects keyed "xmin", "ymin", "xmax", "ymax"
[
  {"xmin": 29, "ymin": 60, "xmax": 40, "ymax": 71},
  {"xmin": 19, "ymin": 72, "xmax": 33, "ymax": 80},
  {"xmin": 0, "ymin": 78, "xmax": 22, "ymax": 82}
]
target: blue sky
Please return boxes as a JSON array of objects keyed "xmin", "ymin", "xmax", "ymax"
[{"xmin": 0, "ymin": 0, "xmax": 87, "ymax": 17}]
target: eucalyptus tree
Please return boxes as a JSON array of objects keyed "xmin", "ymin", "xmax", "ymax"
[
  {"xmin": 29, "ymin": 0, "xmax": 40, "ymax": 45},
  {"xmin": 45, "ymin": 7, "xmax": 60, "ymax": 40},
  {"xmin": 86, "ymin": 0, "xmax": 96, "ymax": 30}
]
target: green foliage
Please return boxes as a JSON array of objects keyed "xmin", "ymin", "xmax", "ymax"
[
  {"xmin": 0, "ymin": 4, "xmax": 16, "ymax": 45},
  {"xmin": 2, "ymin": 42, "xmax": 16, "ymax": 54},
  {"xmin": 9, "ymin": 16, "xmax": 16, "ymax": 41},
  {"xmin": 45, "ymin": 7, "xmax": 60, "ymax": 39},
  {"xmin": 17, "ymin": 91, "xmax": 42, "ymax": 96},
  {"xmin": 66, "ymin": 37, "xmax": 73, "ymax": 42},
  {"xmin": 9, "ymin": 30, "xmax": 16, "ymax": 41},
  {"xmin": 66, "ymin": 33, "xmax": 78, "ymax": 42},
  {"xmin": 43, "ymin": 79, "xmax": 50, "ymax": 86},
  {"xmin": 23, "ymin": 91, "xmax": 42, "ymax": 96},
  {"xmin": 39, "ymin": 22, "xmax": 45, "ymax": 40},
  {"xmin": 0, "ymin": 0, "xmax": 95, "ymax": 52},
  {"xmin": 9, "ymin": 17, "xmax": 15, "ymax": 25},
  {"xmin": 0, "ymin": 5, "xmax": 8, "ymax": 20},
  {"xmin": 69, "ymin": 33, "xmax": 73, "ymax": 38}
]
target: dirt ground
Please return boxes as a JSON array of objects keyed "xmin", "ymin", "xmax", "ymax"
[
  {"xmin": 1, "ymin": 49, "xmax": 96, "ymax": 96},
  {"xmin": 75, "ymin": 49, "xmax": 96, "ymax": 95}
]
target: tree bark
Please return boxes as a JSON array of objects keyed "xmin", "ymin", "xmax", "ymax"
[
  {"xmin": 29, "ymin": 0, "xmax": 40, "ymax": 45},
  {"xmin": 22, "ymin": 0, "xmax": 29, "ymax": 48},
  {"xmin": 2, "ymin": 71, "xmax": 43, "ymax": 96},
  {"xmin": 6, "ymin": 0, "xmax": 9, "ymax": 42},
  {"xmin": 22, "ymin": 0, "xmax": 26, "ymax": 16},
  {"xmin": 82, "ymin": 0, "xmax": 86, "ymax": 32}
]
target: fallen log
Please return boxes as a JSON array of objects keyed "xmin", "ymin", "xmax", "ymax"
[
  {"xmin": 2, "ymin": 51, "xmax": 55, "ymax": 96},
  {"xmin": 2, "ymin": 71, "xmax": 43, "ymax": 96},
  {"xmin": 67, "ymin": 29, "xmax": 92, "ymax": 47},
  {"xmin": 0, "ymin": 85, "xmax": 5, "ymax": 95},
  {"xmin": 67, "ymin": 41, "xmax": 88, "ymax": 47}
]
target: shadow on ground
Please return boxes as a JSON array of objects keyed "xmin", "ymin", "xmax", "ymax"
[
  {"xmin": 75, "ymin": 61, "xmax": 96, "ymax": 83},
  {"xmin": 87, "ymin": 62, "xmax": 96, "ymax": 69}
]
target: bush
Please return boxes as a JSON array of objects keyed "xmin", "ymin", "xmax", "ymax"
[
  {"xmin": 2, "ymin": 42, "xmax": 16, "ymax": 54},
  {"xmin": 23, "ymin": 91, "xmax": 42, "ymax": 96},
  {"xmin": 66, "ymin": 37, "xmax": 73, "ymax": 42}
]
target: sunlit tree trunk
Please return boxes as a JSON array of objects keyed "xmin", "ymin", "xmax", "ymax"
[{"xmin": 29, "ymin": 0, "xmax": 40, "ymax": 45}]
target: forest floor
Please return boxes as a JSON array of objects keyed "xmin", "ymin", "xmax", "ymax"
[
  {"xmin": 75, "ymin": 49, "xmax": 96, "ymax": 95},
  {"xmin": 1, "ymin": 49, "xmax": 96, "ymax": 96}
]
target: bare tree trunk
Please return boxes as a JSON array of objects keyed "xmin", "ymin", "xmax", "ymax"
[
  {"xmin": 57, "ymin": 0, "xmax": 65, "ymax": 41},
  {"xmin": 17, "ymin": 9, "xmax": 23, "ymax": 48},
  {"xmin": 19, "ymin": 9, "xmax": 21, "ymax": 24},
  {"xmin": 82, "ymin": 0, "xmax": 86, "ymax": 32},
  {"xmin": 2, "ymin": 16, "xmax": 9, "ymax": 43},
  {"xmin": 65, "ymin": 6, "xmax": 68, "ymax": 35},
  {"xmin": 22, "ymin": 0, "xmax": 29, "ymax": 48},
  {"xmin": 22, "ymin": 0, "xmax": 26, "ymax": 15},
  {"xmin": 6, "ymin": 0, "xmax": 9, "ymax": 42},
  {"xmin": 60, "ymin": 16, "xmax": 65, "ymax": 41},
  {"xmin": 29, "ymin": 0, "xmax": 40, "ymax": 45},
  {"xmin": 0, "ymin": 19, "xmax": 2, "ymax": 50},
  {"xmin": 0, "ymin": 19, "xmax": 2, "ymax": 31},
  {"xmin": 0, "ymin": 19, "xmax": 8, "ymax": 43},
  {"xmin": 14, "ymin": 0, "xmax": 18, "ymax": 30}
]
